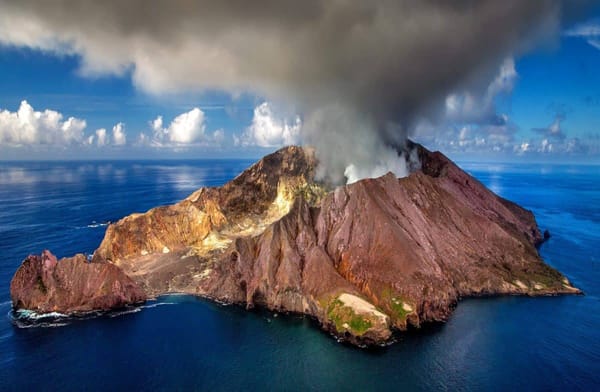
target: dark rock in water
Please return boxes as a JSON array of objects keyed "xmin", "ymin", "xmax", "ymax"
[
  {"xmin": 544, "ymin": 230, "xmax": 551, "ymax": 240},
  {"xmin": 9, "ymin": 143, "xmax": 581, "ymax": 346},
  {"xmin": 10, "ymin": 250, "xmax": 146, "ymax": 315}
]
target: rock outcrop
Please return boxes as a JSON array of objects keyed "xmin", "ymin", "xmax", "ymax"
[
  {"xmin": 10, "ymin": 144, "xmax": 581, "ymax": 345},
  {"xmin": 10, "ymin": 250, "xmax": 145, "ymax": 314}
]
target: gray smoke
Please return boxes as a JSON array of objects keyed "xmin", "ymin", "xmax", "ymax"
[{"xmin": 0, "ymin": 1, "xmax": 585, "ymax": 183}]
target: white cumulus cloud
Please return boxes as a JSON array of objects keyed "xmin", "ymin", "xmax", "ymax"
[
  {"xmin": 112, "ymin": 122, "xmax": 126, "ymax": 145},
  {"xmin": 96, "ymin": 128, "xmax": 108, "ymax": 146},
  {"xmin": 85, "ymin": 125, "xmax": 126, "ymax": 147},
  {"xmin": 0, "ymin": 100, "xmax": 86, "ymax": 146},
  {"xmin": 87, "ymin": 128, "xmax": 108, "ymax": 146},
  {"xmin": 236, "ymin": 102, "xmax": 301, "ymax": 148},
  {"xmin": 149, "ymin": 107, "xmax": 223, "ymax": 147}
]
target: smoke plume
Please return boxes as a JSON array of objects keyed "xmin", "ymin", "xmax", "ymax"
[{"xmin": 0, "ymin": 1, "xmax": 583, "ymax": 183}]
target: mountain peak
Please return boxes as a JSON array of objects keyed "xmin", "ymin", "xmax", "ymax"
[{"xmin": 10, "ymin": 143, "xmax": 581, "ymax": 346}]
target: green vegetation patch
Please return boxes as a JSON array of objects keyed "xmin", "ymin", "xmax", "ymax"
[
  {"xmin": 390, "ymin": 298, "xmax": 410, "ymax": 319},
  {"xmin": 508, "ymin": 262, "xmax": 565, "ymax": 290},
  {"xmin": 327, "ymin": 298, "xmax": 373, "ymax": 336},
  {"xmin": 381, "ymin": 286, "xmax": 413, "ymax": 322}
]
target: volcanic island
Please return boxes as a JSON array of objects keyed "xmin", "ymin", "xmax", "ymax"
[{"xmin": 10, "ymin": 143, "xmax": 581, "ymax": 346}]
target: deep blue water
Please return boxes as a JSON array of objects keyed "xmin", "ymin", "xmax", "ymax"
[{"xmin": 0, "ymin": 160, "xmax": 598, "ymax": 391}]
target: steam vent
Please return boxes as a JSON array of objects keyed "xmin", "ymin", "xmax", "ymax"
[{"xmin": 10, "ymin": 143, "xmax": 581, "ymax": 346}]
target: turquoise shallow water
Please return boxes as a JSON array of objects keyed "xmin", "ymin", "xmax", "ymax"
[{"xmin": 0, "ymin": 160, "xmax": 598, "ymax": 391}]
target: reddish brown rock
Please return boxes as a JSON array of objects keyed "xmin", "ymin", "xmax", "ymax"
[
  {"xmin": 10, "ymin": 144, "xmax": 581, "ymax": 345},
  {"xmin": 10, "ymin": 250, "xmax": 146, "ymax": 314}
]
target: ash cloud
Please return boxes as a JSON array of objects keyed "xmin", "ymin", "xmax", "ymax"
[{"xmin": 0, "ymin": 1, "xmax": 586, "ymax": 183}]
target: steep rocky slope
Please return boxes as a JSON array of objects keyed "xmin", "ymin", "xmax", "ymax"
[
  {"xmin": 10, "ymin": 250, "xmax": 145, "ymax": 314},
  {"xmin": 10, "ymin": 144, "xmax": 581, "ymax": 346}
]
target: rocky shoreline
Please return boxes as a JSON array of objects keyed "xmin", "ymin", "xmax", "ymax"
[{"xmin": 10, "ymin": 144, "xmax": 582, "ymax": 346}]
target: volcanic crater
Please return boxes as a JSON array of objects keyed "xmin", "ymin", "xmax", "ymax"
[{"xmin": 10, "ymin": 143, "xmax": 581, "ymax": 346}]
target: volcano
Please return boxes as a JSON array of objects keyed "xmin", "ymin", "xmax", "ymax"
[{"xmin": 10, "ymin": 143, "xmax": 581, "ymax": 346}]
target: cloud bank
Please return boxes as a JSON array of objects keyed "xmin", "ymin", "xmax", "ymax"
[
  {"xmin": 0, "ymin": 100, "xmax": 86, "ymax": 146},
  {"xmin": 0, "ymin": 1, "xmax": 587, "ymax": 180},
  {"xmin": 415, "ymin": 109, "xmax": 599, "ymax": 157},
  {"xmin": 0, "ymin": 101, "xmax": 230, "ymax": 151}
]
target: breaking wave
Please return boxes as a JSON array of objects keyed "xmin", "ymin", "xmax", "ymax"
[
  {"xmin": 13, "ymin": 309, "xmax": 68, "ymax": 320},
  {"xmin": 10, "ymin": 300, "xmax": 178, "ymax": 327},
  {"xmin": 10, "ymin": 309, "xmax": 71, "ymax": 328}
]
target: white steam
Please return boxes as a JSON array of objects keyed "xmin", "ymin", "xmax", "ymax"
[{"xmin": 0, "ymin": 1, "xmax": 584, "ymax": 182}]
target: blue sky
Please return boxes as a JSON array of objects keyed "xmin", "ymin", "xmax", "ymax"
[
  {"xmin": 511, "ymin": 37, "xmax": 600, "ymax": 142},
  {"xmin": 0, "ymin": 47, "xmax": 265, "ymax": 159},
  {"xmin": 0, "ymin": 46, "xmax": 257, "ymax": 138},
  {"xmin": 0, "ymin": 3, "xmax": 599, "ymax": 163}
]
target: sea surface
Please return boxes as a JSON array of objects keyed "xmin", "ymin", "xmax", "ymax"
[{"xmin": 0, "ymin": 159, "xmax": 598, "ymax": 391}]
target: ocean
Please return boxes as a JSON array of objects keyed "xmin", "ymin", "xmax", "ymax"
[{"xmin": 0, "ymin": 159, "xmax": 598, "ymax": 391}]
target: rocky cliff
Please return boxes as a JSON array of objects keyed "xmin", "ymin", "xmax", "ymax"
[
  {"xmin": 10, "ymin": 144, "xmax": 581, "ymax": 346},
  {"xmin": 10, "ymin": 250, "xmax": 145, "ymax": 314}
]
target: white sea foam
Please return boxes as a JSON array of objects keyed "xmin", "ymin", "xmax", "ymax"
[
  {"xmin": 141, "ymin": 302, "xmax": 176, "ymax": 309},
  {"xmin": 15, "ymin": 321, "xmax": 70, "ymax": 328},
  {"xmin": 10, "ymin": 310, "xmax": 71, "ymax": 328},
  {"xmin": 106, "ymin": 301, "xmax": 176, "ymax": 317},
  {"xmin": 10, "ymin": 300, "xmax": 179, "ymax": 326},
  {"xmin": 87, "ymin": 222, "xmax": 109, "ymax": 228},
  {"xmin": 108, "ymin": 308, "xmax": 142, "ymax": 317},
  {"xmin": 75, "ymin": 221, "xmax": 110, "ymax": 229},
  {"xmin": 14, "ymin": 309, "xmax": 68, "ymax": 320}
]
